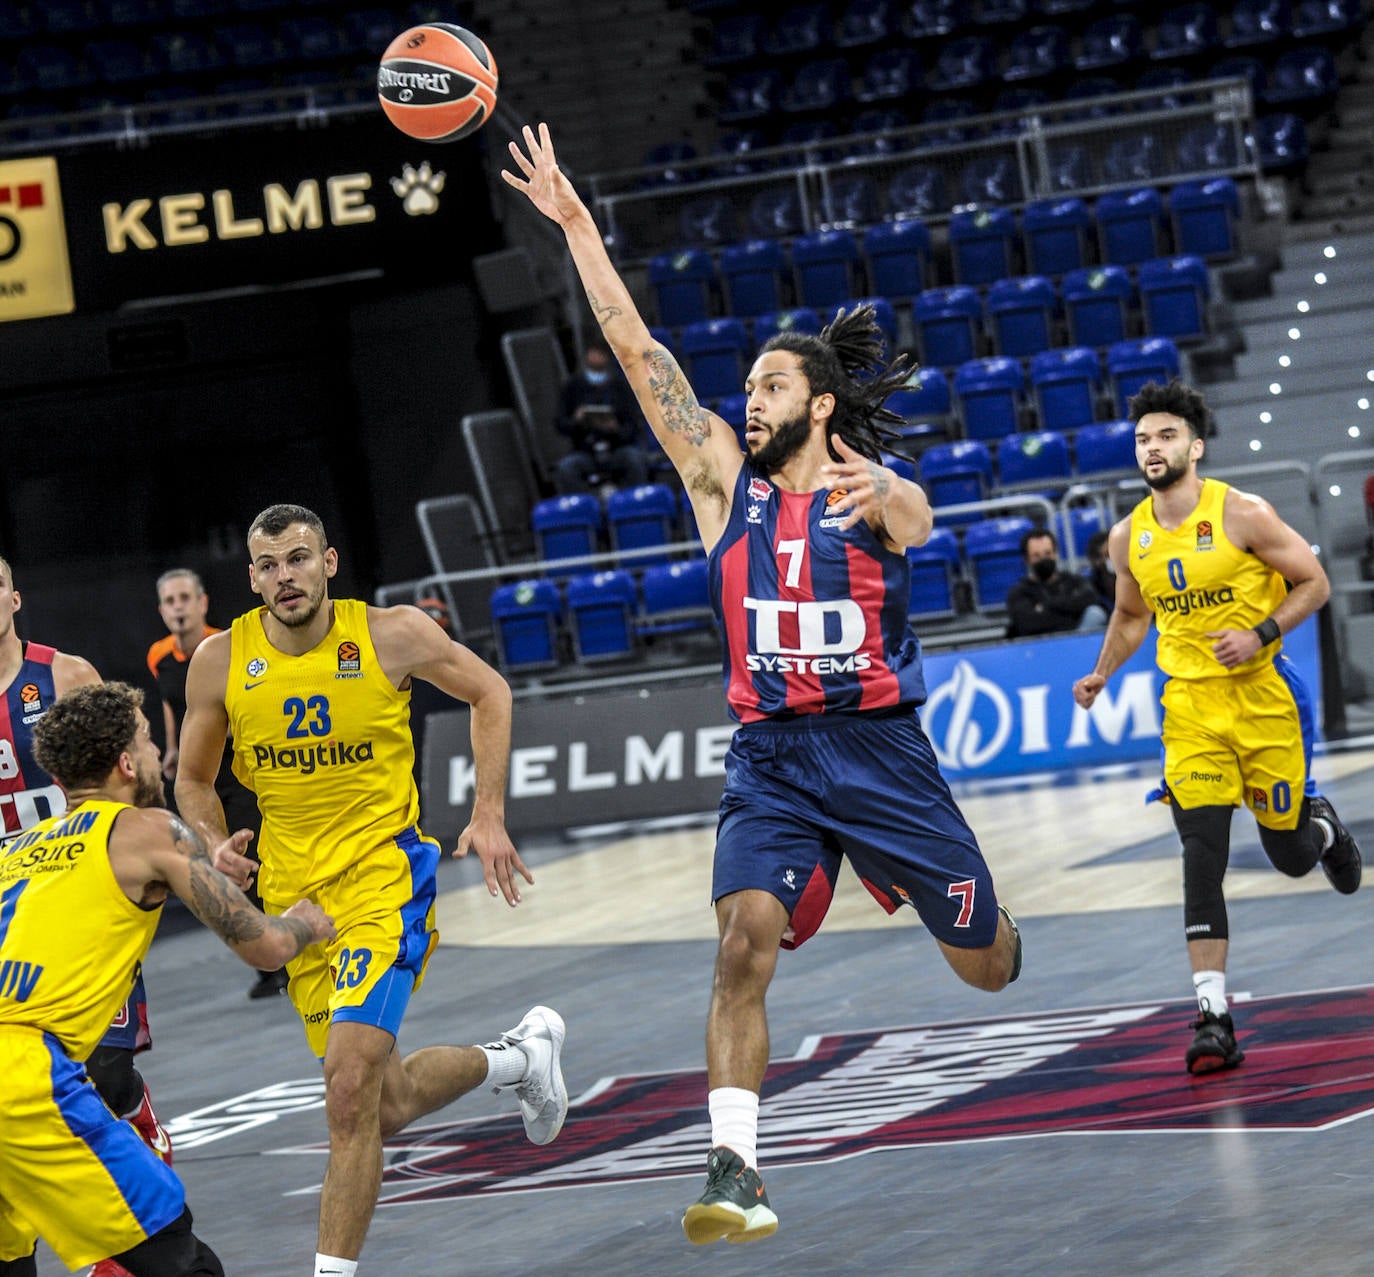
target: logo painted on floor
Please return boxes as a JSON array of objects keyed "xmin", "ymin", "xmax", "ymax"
[{"xmin": 244, "ymin": 987, "xmax": 1374, "ymax": 1204}]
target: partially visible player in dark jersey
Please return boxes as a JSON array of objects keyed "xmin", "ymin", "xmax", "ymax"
[
  {"xmin": 147, "ymin": 568, "xmax": 286, "ymax": 1000},
  {"xmin": 505, "ymin": 123, "xmax": 1022, "ymax": 1246},
  {"xmin": 0, "ymin": 556, "xmax": 174, "ymax": 1277}
]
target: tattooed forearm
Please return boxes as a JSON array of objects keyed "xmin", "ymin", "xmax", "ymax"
[
  {"xmin": 586, "ymin": 290, "xmax": 623, "ymax": 325},
  {"xmin": 186, "ymin": 858, "xmax": 267, "ymax": 943},
  {"xmin": 169, "ymin": 815, "xmax": 209, "ymax": 862},
  {"xmin": 867, "ymin": 462, "xmax": 892, "ymax": 503},
  {"xmin": 644, "ymin": 348, "xmax": 711, "ymax": 446}
]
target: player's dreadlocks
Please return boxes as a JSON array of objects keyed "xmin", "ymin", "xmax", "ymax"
[{"xmin": 761, "ymin": 304, "xmax": 914, "ymax": 462}]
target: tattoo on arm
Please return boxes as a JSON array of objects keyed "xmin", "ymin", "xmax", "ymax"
[
  {"xmin": 645, "ymin": 349, "xmax": 711, "ymax": 446},
  {"xmin": 585, "ymin": 290, "xmax": 622, "ymax": 325},
  {"xmin": 867, "ymin": 462, "xmax": 891, "ymax": 503}
]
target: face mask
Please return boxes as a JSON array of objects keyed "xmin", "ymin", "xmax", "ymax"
[
  {"xmin": 1032, "ymin": 558, "xmax": 1057, "ymax": 582},
  {"xmin": 584, "ymin": 368, "xmax": 610, "ymax": 385}
]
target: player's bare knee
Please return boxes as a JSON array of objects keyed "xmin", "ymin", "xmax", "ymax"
[
  {"xmin": 323, "ymin": 1059, "xmax": 384, "ymax": 1136},
  {"xmin": 712, "ymin": 925, "xmax": 776, "ymax": 999}
]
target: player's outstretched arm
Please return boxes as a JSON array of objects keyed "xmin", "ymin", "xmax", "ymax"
[
  {"xmin": 502, "ymin": 121, "xmax": 742, "ymax": 546},
  {"xmin": 1073, "ymin": 518, "xmax": 1152, "ymax": 709},
  {"xmin": 117, "ymin": 809, "xmax": 335, "ymax": 968},
  {"xmin": 819, "ymin": 435, "xmax": 934, "ymax": 549}
]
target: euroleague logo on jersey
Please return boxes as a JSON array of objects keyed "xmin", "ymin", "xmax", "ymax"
[
  {"xmin": 18, "ymin": 681, "xmax": 44, "ymax": 725},
  {"xmin": 1196, "ymin": 519, "xmax": 1214, "ymax": 551},
  {"xmin": 336, "ymin": 641, "xmax": 362, "ymax": 679}
]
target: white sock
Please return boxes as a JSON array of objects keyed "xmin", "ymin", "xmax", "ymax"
[
  {"xmin": 1193, "ymin": 969, "xmax": 1228, "ymax": 1017},
  {"xmin": 479, "ymin": 1041, "xmax": 528, "ymax": 1088},
  {"xmin": 708, "ymin": 1087, "xmax": 759, "ymax": 1170},
  {"xmin": 314, "ymin": 1255, "xmax": 357, "ymax": 1277}
]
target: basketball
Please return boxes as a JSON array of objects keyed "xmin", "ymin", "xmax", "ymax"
[{"xmin": 377, "ymin": 23, "xmax": 498, "ymax": 143}]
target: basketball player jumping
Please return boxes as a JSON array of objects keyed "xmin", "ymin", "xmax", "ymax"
[
  {"xmin": 504, "ymin": 122, "xmax": 1021, "ymax": 1245},
  {"xmin": 1073, "ymin": 380, "xmax": 1360, "ymax": 1075},
  {"xmin": 174, "ymin": 504, "xmax": 567, "ymax": 1277}
]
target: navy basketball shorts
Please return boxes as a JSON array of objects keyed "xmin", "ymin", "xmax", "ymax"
[{"xmin": 713, "ymin": 708, "xmax": 1000, "ymax": 950}]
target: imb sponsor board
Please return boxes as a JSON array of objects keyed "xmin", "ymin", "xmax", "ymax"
[
  {"xmin": 0, "ymin": 157, "xmax": 75, "ymax": 322},
  {"xmin": 420, "ymin": 621, "xmax": 1320, "ymax": 836}
]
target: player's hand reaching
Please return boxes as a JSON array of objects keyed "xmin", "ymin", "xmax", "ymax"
[
  {"xmin": 281, "ymin": 898, "xmax": 336, "ymax": 945},
  {"xmin": 502, "ymin": 122, "xmax": 587, "ymax": 228},
  {"xmin": 455, "ymin": 810, "xmax": 534, "ymax": 907},
  {"xmin": 818, "ymin": 436, "xmax": 897, "ymax": 532},
  {"xmin": 211, "ymin": 827, "xmax": 258, "ymax": 890}
]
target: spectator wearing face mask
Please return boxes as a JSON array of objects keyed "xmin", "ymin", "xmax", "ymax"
[
  {"xmin": 1005, "ymin": 528, "xmax": 1109, "ymax": 639},
  {"xmin": 553, "ymin": 338, "xmax": 651, "ymax": 496}
]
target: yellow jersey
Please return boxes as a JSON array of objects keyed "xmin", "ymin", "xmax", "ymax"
[
  {"xmin": 1129, "ymin": 477, "xmax": 1288, "ymax": 680},
  {"xmin": 225, "ymin": 598, "xmax": 420, "ymax": 902},
  {"xmin": 0, "ymin": 801, "xmax": 159, "ymax": 1061}
]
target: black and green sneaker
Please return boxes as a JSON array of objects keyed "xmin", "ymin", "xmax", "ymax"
[
  {"xmin": 1185, "ymin": 1010, "xmax": 1245, "ymax": 1076},
  {"xmin": 681, "ymin": 1146, "xmax": 779, "ymax": 1246}
]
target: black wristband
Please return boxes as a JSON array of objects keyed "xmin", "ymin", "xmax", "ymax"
[{"xmin": 1252, "ymin": 617, "xmax": 1281, "ymax": 647}]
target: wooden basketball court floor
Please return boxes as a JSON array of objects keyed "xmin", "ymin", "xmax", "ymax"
[{"xmin": 33, "ymin": 743, "xmax": 1374, "ymax": 1277}]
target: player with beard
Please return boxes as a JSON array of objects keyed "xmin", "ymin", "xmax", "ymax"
[
  {"xmin": 173, "ymin": 504, "xmax": 568, "ymax": 1277},
  {"xmin": 504, "ymin": 123, "xmax": 1022, "ymax": 1245},
  {"xmin": 1073, "ymin": 380, "xmax": 1360, "ymax": 1075},
  {"xmin": 0, "ymin": 681, "xmax": 334, "ymax": 1276}
]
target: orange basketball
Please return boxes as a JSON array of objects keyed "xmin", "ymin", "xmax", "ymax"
[{"xmin": 377, "ymin": 23, "xmax": 498, "ymax": 143}]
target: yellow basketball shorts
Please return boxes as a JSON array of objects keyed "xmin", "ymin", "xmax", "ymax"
[
  {"xmin": 1159, "ymin": 658, "xmax": 1315, "ymax": 830},
  {"xmin": 269, "ymin": 825, "xmax": 441, "ymax": 1060},
  {"xmin": 0, "ymin": 1027, "xmax": 184, "ymax": 1269}
]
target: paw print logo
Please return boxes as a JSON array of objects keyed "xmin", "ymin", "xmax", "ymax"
[{"xmin": 391, "ymin": 161, "xmax": 446, "ymax": 216}]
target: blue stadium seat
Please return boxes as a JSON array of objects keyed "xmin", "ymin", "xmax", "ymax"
[
  {"xmin": 929, "ymin": 34, "xmax": 997, "ymax": 91},
  {"xmin": 1107, "ymin": 337, "xmax": 1182, "ymax": 415},
  {"xmin": 964, "ymin": 517, "xmax": 1035, "ymax": 609},
  {"xmin": 1030, "ymin": 347, "xmax": 1103, "ymax": 431},
  {"xmin": 920, "ymin": 441, "xmax": 994, "ymax": 521},
  {"xmin": 607, "ymin": 483, "xmax": 679, "ymax": 568},
  {"xmin": 720, "ymin": 68, "xmax": 784, "ymax": 123},
  {"xmin": 754, "ymin": 307, "xmax": 822, "ymax": 346},
  {"xmin": 640, "ymin": 559, "xmax": 713, "ymax": 635},
  {"xmin": 1255, "ymin": 112, "xmax": 1308, "ymax": 171},
  {"xmin": 1045, "ymin": 144, "xmax": 1092, "ymax": 194},
  {"xmin": 864, "ymin": 218, "xmax": 929, "ymax": 298},
  {"xmin": 566, "ymin": 571, "xmax": 638, "ymax": 662},
  {"xmin": 748, "ymin": 186, "xmax": 805, "ymax": 238},
  {"xmin": 887, "ymin": 164, "xmax": 949, "ymax": 218},
  {"xmin": 720, "ymin": 239, "xmax": 789, "ymax": 319},
  {"xmin": 1136, "ymin": 65, "xmax": 1192, "ymax": 108},
  {"xmin": 1291, "ymin": 0, "xmax": 1361, "ymax": 38},
  {"xmin": 986, "ymin": 275, "xmax": 1057, "ymax": 358},
  {"xmin": 84, "ymin": 38, "xmax": 156, "ymax": 83},
  {"xmin": 838, "ymin": 0, "xmax": 897, "ymax": 46},
  {"xmin": 1138, "ymin": 254, "xmax": 1210, "ymax": 339},
  {"xmin": 42, "ymin": 0, "xmax": 100, "ymax": 34},
  {"xmin": 0, "ymin": 0, "xmax": 40, "ymax": 37},
  {"xmin": 856, "ymin": 46, "xmax": 920, "ymax": 102},
  {"xmin": 1075, "ymin": 14, "xmax": 1144, "ymax": 71},
  {"xmin": 1175, "ymin": 120, "xmax": 1245, "ymax": 172},
  {"xmin": 1096, "ymin": 186, "xmax": 1166, "ymax": 266},
  {"xmin": 825, "ymin": 174, "xmax": 882, "ymax": 228},
  {"xmin": 679, "ymin": 195, "xmax": 737, "ymax": 246},
  {"xmin": 914, "ymin": 286, "xmax": 983, "ymax": 368},
  {"xmin": 1062, "ymin": 265, "xmax": 1134, "ymax": 348},
  {"xmin": 766, "ymin": 2, "xmax": 830, "ymax": 54},
  {"xmin": 1104, "ymin": 134, "xmax": 1167, "ymax": 185},
  {"xmin": 981, "ymin": 0, "xmax": 1029, "ymax": 22},
  {"xmin": 849, "ymin": 108, "xmax": 913, "ymax": 154},
  {"xmin": 919, "ymin": 96, "xmax": 977, "ymax": 146},
  {"xmin": 997, "ymin": 430, "xmax": 1073, "ymax": 490},
  {"xmin": 887, "ymin": 366, "xmax": 951, "ymax": 421},
  {"xmin": 1151, "ymin": 3, "xmax": 1220, "ymax": 61},
  {"xmin": 712, "ymin": 129, "xmax": 770, "ymax": 177},
  {"xmin": 905, "ymin": 0, "xmax": 968, "ymax": 38},
  {"xmin": 793, "ymin": 230, "xmax": 861, "ymax": 309},
  {"xmin": 20, "ymin": 44, "xmax": 94, "ymax": 91},
  {"xmin": 961, "ymin": 157, "xmax": 1023, "ymax": 207},
  {"xmin": 955, "ymin": 357, "xmax": 1026, "ymax": 441},
  {"xmin": 883, "ymin": 452, "xmax": 918, "ymax": 483},
  {"xmin": 1060, "ymin": 505, "xmax": 1107, "ymax": 559},
  {"xmin": 705, "ymin": 12, "xmax": 765, "ymax": 65},
  {"xmin": 1226, "ymin": 0, "xmax": 1291, "ymax": 47},
  {"xmin": 1075, "ymin": 419, "xmax": 1137, "ymax": 474},
  {"xmin": 949, "ymin": 207, "xmax": 1017, "ymax": 287},
  {"xmin": 1211, "ymin": 54, "xmax": 1268, "ymax": 101},
  {"xmin": 152, "ymin": 30, "xmax": 224, "ymax": 76},
  {"xmin": 102, "ymin": 0, "xmax": 160, "ymax": 25},
  {"xmin": 638, "ymin": 142, "xmax": 699, "ymax": 188},
  {"xmin": 1264, "ymin": 47, "xmax": 1339, "ymax": 108},
  {"xmin": 1062, "ymin": 76, "xmax": 1127, "ymax": 119},
  {"xmin": 1022, "ymin": 198, "xmax": 1090, "ymax": 277},
  {"xmin": 649, "ymin": 249, "xmax": 716, "ymax": 328},
  {"xmin": 532, "ymin": 495, "xmax": 603, "ymax": 576},
  {"xmin": 778, "ymin": 119, "xmax": 841, "ymax": 161},
  {"xmin": 1170, "ymin": 178, "xmax": 1240, "ymax": 259},
  {"xmin": 907, "ymin": 527, "xmax": 962, "ymax": 618},
  {"xmin": 783, "ymin": 57, "xmax": 852, "ymax": 114},
  {"xmin": 681, "ymin": 318, "xmax": 751, "ymax": 399},
  {"xmin": 490, "ymin": 579, "xmax": 562, "ymax": 671},
  {"xmin": 992, "ymin": 87, "xmax": 1050, "ymax": 124},
  {"xmin": 1004, "ymin": 24, "xmax": 1072, "ymax": 81},
  {"xmin": 714, "ymin": 392, "xmax": 748, "ymax": 448}
]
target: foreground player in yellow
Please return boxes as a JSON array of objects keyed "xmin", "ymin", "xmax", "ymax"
[
  {"xmin": 175, "ymin": 503, "xmax": 567, "ymax": 1277},
  {"xmin": 1074, "ymin": 380, "xmax": 1360, "ymax": 1075},
  {"xmin": 0, "ymin": 681, "xmax": 335, "ymax": 1275}
]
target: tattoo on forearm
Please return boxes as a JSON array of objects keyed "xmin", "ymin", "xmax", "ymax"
[
  {"xmin": 586, "ymin": 290, "xmax": 622, "ymax": 325},
  {"xmin": 169, "ymin": 815, "xmax": 209, "ymax": 863},
  {"xmin": 186, "ymin": 859, "xmax": 267, "ymax": 943},
  {"xmin": 868, "ymin": 462, "xmax": 891, "ymax": 502},
  {"xmin": 645, "ymin": 349, "xmax": 710, "ymax": 446}
]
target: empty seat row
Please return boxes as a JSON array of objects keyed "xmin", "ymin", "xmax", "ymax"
[{"xmin": 530, "ymin": 485, "xmax": 693, "ymax": 577}]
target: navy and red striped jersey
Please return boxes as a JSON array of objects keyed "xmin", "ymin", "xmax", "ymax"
[
  {"xmin": 0, "ymin": 642, "xmax": 67, "ymax": 838},
  {"xmin": 708, "ymin": 462, "xmax": 927, "ymax": 723}
]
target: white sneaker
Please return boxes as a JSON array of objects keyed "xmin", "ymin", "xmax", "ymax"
[{"xmin": 494, "ymin": 1005, "xmax": 567, "ymax": 1145}]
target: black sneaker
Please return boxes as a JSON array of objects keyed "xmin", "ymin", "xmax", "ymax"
[
  {"xmin": 681, "ymin": 1146, "xmax": 778, "ymax": 1246},
  {"xmin": 1310, "ymin": 795, "xmax": 1362, "ymax": 895},
  {"xmin": 999, "ymin": 904, "xmax": 1022, "ymax": 984},
  {"xmin": 1185, "ymin": 1010, "xmax": 1244, "ymax": 1076},
  {"xmin": 249, "ymin": 968, "xmax": 289, "ymax": 1000}
]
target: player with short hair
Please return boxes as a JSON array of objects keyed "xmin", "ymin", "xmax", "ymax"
[
  {"xmin": 0, "ymin": 557, "xmax": 176, "ymax": 1277},
  {"xmin": 1073, "ymin": 379, "xmax": 1360, "ymax": 1074},
  {"xmin": 174, "ymin": 504, "xmax": 567, "ymax": 1277},
  {"xmin": 504, "ymin": 123, "xmax": 1021, "ymax": 1245},
  {"xmin": 0, "ymin": 680, "xmax": 335, "ymax": 1276}
]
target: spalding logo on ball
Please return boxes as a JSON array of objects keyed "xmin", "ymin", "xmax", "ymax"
[{"xmin": 378, "ymin": 23, "xmax": 498, "ymax": 142}]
